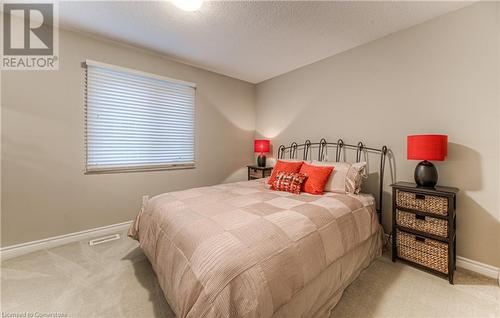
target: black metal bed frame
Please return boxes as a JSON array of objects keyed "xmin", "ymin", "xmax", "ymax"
[{"xmin": 277, "ymin": 138, "xmax": 388, "ymax": 222}]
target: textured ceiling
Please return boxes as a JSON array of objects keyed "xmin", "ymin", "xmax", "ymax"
[{"xmin": 58, "ymin": 1, "xmax": 473, "ymax": 83}]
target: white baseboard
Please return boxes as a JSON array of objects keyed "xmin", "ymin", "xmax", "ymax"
[
  {"xmin": 456, "ymin": 256, "xmax": 500, "ymax": 281},
  {"xmin": 0, "ymin": 220, "xmax": 133, "ymax": 261}
]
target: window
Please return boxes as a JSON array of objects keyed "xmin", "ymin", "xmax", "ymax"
[{"xmin": 84, "ymin": 60, "xmax": 195, "ymax": 173}]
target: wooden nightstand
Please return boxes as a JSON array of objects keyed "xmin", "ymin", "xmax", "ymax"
[
  {"xmin": 247, "ymin": 165, "xmax": 273, "ymax": 180},
  {"xmin": 391, "ymin": 182, "xmax": 459, "ymax": 284}
]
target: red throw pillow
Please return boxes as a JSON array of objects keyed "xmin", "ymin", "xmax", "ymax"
[
  {"xmin": 299, "ymin": 162, "xmax": 334, "ymax": 195},
  {"xmin": 271, "ymin": 171, "xmax": 307, "ymax": 194},
  {"xmin": 268, "ymin": 160, "xmax": 304, "ymax": 185}
]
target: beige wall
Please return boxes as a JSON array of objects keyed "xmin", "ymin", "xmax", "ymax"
[
  {"xmin": 256, "ymin": 3, "xmax": 500, "ymax": 267},
  {"xmin": 1, "ymin": 27, "xmax": 255, "ymax": 246}
]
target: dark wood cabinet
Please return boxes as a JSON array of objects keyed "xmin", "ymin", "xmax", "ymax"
[{"xmin": 391, "ymin": 181, "xmax": 459, "ymax": 284}]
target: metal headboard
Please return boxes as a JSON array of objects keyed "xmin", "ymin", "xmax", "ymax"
[{"xmin": 277, "ymin": 138, "xmax": 388, "ymax": 222}]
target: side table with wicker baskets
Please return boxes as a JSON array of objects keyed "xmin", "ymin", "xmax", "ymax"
[{"xmin": 391, "ymin": 181, "xmax": 459, "ymax": 284}]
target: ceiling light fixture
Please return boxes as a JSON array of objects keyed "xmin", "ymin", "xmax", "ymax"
[{"xmin": 171, "ymin": 0, "xmax": 204, "ymax": 12}]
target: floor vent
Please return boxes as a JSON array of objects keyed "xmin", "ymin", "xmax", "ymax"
[{"xmin": 89, "ymin": 234, "xmax": 121, "ymax": 246}]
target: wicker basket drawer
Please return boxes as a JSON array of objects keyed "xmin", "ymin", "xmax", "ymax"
[
  {"xmin": 397, "ymin": 230, "xmax": 448, "ymax": 274},
  {"xmin": 396, "ymin": 210, "xmax": 448, "ymax": 237},
  {"xmin": 396, "ymin": 190, "xmax": 448, "ymax": 216},
  {"xmin": 249, "ymin": 168, "xmax": 271, "ymax": 179},
  {"xmin": 249, "ymin": 168, "xmax": 262, "ymax": 179}
]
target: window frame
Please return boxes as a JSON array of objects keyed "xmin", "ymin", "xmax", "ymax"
[{"xmin": 84, "ymin": 60, "xmax": 196, "ymax": 174}]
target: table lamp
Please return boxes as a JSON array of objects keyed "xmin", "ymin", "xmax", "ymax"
[
  {"xmin": 407, "ymin": 134, "xmax": 448, "ymax": 187},
  {"xmin": 254, "ymin": 139, "xmax": 270, "ymax": 167}
]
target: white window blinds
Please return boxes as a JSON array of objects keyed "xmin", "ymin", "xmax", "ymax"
[{"xmin": 85, "ymin": 60, "xmax": 195, "ymax": 173}]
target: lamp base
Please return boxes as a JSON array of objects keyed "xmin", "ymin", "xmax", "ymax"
[
  {"xmin": 414, "ymin": 160, "xmax": 438, "ymax": 188},
  {"xmin": 257, "ymin": 154, "xmax": 266, "ymax": 167}
]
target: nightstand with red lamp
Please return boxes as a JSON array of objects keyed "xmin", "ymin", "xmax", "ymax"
[{"xmin": 391, "ymin": 134, "xmax": 459, "ymax": 284}]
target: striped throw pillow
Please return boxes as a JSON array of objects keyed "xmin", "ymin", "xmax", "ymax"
[{"xmin": 271, "ymin": 171, "xmax": 307, "ymax": 194}]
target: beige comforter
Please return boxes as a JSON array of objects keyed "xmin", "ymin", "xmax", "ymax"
[{"xmin": 129, "ymin": 178, "xmax": 383, "ymax": 318}]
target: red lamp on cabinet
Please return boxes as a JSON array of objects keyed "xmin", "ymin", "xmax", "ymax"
[
  {"xmin": 254, "ymin": 139, "xmax": 270, "ymax": 167},
  {"xmin": 407, "ymin": 135, "xmax": 448, "ymax": 187}
]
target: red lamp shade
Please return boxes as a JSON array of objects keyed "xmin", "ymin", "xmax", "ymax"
[
  {"xmin": 254, "ymin": 139, "xmax": 270, "ymax": 153},
  {"xmin": 407, "ymin": 135, "xmax": 448, "ymax": 161}
]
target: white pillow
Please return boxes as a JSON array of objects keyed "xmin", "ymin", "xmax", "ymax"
[{"xmin": 311, "ymin": 160, "xmax": 367, "ymax": 194}]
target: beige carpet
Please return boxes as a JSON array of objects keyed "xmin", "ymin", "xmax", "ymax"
[{"xmin": 1, "ymin": 230, "xmax": 499, "ymax": 317}]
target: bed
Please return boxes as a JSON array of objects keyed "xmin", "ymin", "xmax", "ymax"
[{"xmin": 129, "ymin": 138, "xmax": 388, "ymax": 318}]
